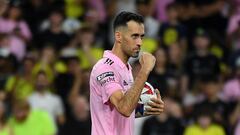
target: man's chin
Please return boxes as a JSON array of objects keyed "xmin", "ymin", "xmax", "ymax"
[{"xmin": 132, "ymin": 52, "xmax": 139, "ymax": 58}]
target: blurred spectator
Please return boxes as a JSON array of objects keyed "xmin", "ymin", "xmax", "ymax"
[
  {"xmin": 9, "ymin": 99, "xmax": 56, "ymax": 135},
  {"xmin": 5, "ymin": 56, "xmax": 35, "ymax": 100},
  {"xmin": 37, "ymin": 9, "xmax": 71, "ymax": 51},
  {"xmin": 67, "ymin": 26, "xmax": 103, "ymax": 70},
  {"xmin": 57, "ymin": 57, "xmax": 91, "ymax": 135},
  {"xmin": 0, "ymin": 33, "xmax": 18, "ymax": 90},
  {"xmin": 147, "ymin": 47, "xmax": 171, "ymax": 96},
  {"xmin": 167, "ymin": 42, "xmax": 184, "ymax": 99},
  {"xmin": 235, "ymin": 121, "xmax": 240, "ymax": 135},
  {"xmin": 54, "ymin": 56, "xmax": 81, "ymax": 118},
  {"xmin": 41, "ymin": 8, "xmax": 81, "ymax": 35},
  {"xmin": 141, "ymin": 97, "xmax": 183, "ymax": 135},
  {"xmin": 184, "ymin": 106, "xmax": 226, "ymax": 135},
  {"xmin": 158, "ymin": 2, "xmax": 187, "ymax": 51},
  {"xmin": 32, "ymin": 46, "xmax": 57, "ymax": 83},
  {"xmin": 79, "ymin": 69, "xmax": 91, "ymax": 97},
  {"xmin": 0, "ymin": 0, "xmax": 8, "ymax": 16},
  {"xmin": 59, "ymin": 96, "xmax": 91, "ymax": 135},
  {"xmin": 181, "ymin": 28, "xmax": 220, "ymax": 95},
  {"xmin": 194, "ymin": 76, "xmax": 229, "ymax": 134},
  {"xmin": 152, "ymin": 0, "xmax": 174, "ymax": 22},
  {"xmin": 136, "ymin": 0, "xmax": 159, "ymax": 39},
  {"xmin": 62, "ymin": 18, "xmax": 81, "ymax": 35},
  {"xmin": 177, "ymin": 0, "xmax": 227, "ymax": 48},
  {"xmin": 28, "ymin": 71, "xmax": 65, "ymax": 129},
  {"xmin": 22, "ymin": 0, "xmax": 52, "ymax": 37},
  {"xmin": 222, "ymin": 58, "xmax": 240, "ymax": 102},
  {"xmin": 87, "ymin": 0, "xmax": 106, "ymax": 23},
  {"xmin": 229, "ymin": 102, "xmax": 240, "ymax": 135},
  {"xmin": 0, "ymin": 3, "xmax": 32, "ymax": 61},
  {"xmin": 64, "ymin": 0, "xmax": 86, "ymax": 19},
  {"xmin": 61, "ymin": 67, "xmax": 91, "ymax": 135},
  {"xmin": 81, "ymin": 8, "xmax": 107, "ymax": 48},
  {"xmin": 0, "ymin": 100, "xmax": 13, "ymax": 135},
  {"xmin": 168, "ymin": 42, "xmax": 184, "ymax": 78},
  {"xmin": 135, "ymin": 0, "xmax": 159, "ymax": 54},
  {"xmin": 227, "ymin": 8, "xmax": 240, "ymax": 50}
]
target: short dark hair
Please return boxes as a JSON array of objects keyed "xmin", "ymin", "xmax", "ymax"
[{"xmin": 113, "ymin": 11, "xmax": 144, "ymax": 32}]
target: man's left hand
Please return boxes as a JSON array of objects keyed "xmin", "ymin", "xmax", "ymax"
[{"xmin": 144, "ymin": 89, "xmax": 164, "ymax": 115}]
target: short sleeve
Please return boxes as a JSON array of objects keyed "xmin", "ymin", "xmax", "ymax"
[{"xmin": 95, "ymin": 66, "xmax": 123, "ymax": 104}]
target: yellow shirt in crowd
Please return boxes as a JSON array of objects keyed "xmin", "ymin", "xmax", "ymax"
[
  {"xmin": 184, "ymin": 124, "xmax": 225, "ymax": 135},
  {"xmin": 78, "ymin": 47, "xmax": 103, "ymax": 70},
  {"xmin": 8, "ymin": 110, "xmax": 56, "ymax": 135},
  {"xmin": 5, "ymin": 76, "xmax": 34, "ymax": 100}
]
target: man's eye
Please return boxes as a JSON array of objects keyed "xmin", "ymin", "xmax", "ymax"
[{"xmin": 132, "ymin": 35, "xmax": 138, "ymax": 39}]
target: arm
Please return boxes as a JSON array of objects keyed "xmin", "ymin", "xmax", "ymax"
[
  {"xmin": 110, "ymin": 52, "xmax": 156, "ymax": 117},
  {"xmin": 110, "ymin": 69, "xmax": 150, "ymax": 117},
  {"xmin": 229, "ymin": 102, "xmax": 240, "ymax": 126}
]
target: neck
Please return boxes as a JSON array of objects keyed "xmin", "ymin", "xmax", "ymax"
[{"xmin": 112, "ymin": 43, "xmax": 129, "ymax": 64}]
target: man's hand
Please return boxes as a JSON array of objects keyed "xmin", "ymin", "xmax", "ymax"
[
  {"xmin": 144, "ymin": 89, "xmax": 164, "ymax": 115},
  {"xmin": 139, "ymin": 52, "xmax": 156, "ymax": 74}
]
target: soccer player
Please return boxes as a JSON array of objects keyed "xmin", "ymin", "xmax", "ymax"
[{"xmin": 90, "ymin": 11, "xmax": 164, "ymax": 135}]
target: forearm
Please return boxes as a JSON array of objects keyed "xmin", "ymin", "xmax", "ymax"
[
  {"xmin": 117, "ymin": 69, "xmax": 149, "ymax": 116},
  {"xmin": 230, "ymin": 104, "xmax": 240, "ymax": 125},
  {"xmin": 68, "ymin": 77, "xmax": 81, "ymax": 105}
]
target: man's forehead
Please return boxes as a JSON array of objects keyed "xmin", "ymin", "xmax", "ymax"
[{"xmin": 126, "ymin": 21, "xmax": 144, "ymax": 33}]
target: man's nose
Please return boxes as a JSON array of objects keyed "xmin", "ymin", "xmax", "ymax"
[{"xmin": 136, "ymin": 37, "xmax": 143, "ymax": 46}]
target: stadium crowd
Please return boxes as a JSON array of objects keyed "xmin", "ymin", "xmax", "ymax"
[{"xmin": 0, "ymin": 0, "xmax": 240, "ymax": 135}]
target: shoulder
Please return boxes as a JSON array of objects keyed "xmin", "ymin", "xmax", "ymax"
[
  {"xmin": 92, "ymin": 57, "xmax": 117, "ymax": 74},
  {"xmin": 90, "ymin": 57, "xmax": 121, "ymax": 84}
]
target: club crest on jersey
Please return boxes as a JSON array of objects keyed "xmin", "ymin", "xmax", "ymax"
[{"xmin": 96, "ymin": 72, "xmax": 114, "ymax": 81}]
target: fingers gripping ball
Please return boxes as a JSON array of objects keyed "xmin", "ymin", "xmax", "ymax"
[{"xmin": 135, "ymin": 82, "xmax": 157, "ymax": 116}]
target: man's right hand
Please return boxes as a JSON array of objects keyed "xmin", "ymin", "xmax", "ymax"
[{"xmin": 139, "ymin": 52, "xmax": 156, "ymax": 73}]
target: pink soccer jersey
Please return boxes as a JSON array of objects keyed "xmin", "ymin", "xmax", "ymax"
[{"xmin": 90, "ymin": 50, "xmax": 135, "ymax": 135}]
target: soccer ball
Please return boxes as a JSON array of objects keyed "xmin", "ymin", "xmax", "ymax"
[{"xmin": 135, "ymin": 82, "xmax": 157, "ymax": 116}]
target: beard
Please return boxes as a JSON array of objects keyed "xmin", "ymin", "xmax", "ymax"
[
  {"xmin": 132, "ymin": 50, "xmax": 140, "ymax": 58},
  {"xmin": 124, "ymin": 49, "xmax": 140, "ymax": 58}
]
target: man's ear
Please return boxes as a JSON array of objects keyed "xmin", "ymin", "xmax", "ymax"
[{"xmin": 115, "ymin": 31, "xmax": 122, "ymax": 43}]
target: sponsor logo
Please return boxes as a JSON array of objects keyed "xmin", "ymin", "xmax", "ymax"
[
  {"xmin": 99, "ymin": 77, "xmax": 115, "ymax": 86},
  {"xmin": 96, "ymin": 72, "xmax": 114, "ymax": 81}
]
